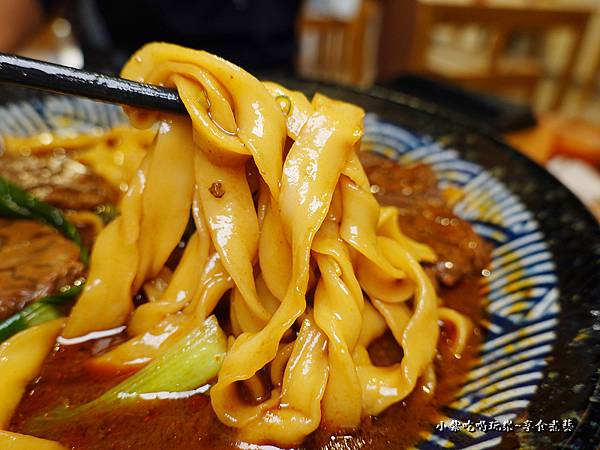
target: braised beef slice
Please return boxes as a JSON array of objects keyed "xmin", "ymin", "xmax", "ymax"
[
  {"xmin": 360, "ymin": 151, "xmax": 491, "ymax": 286},
  {"xmin": 0, "ymin": 219, "xmax": 84, "ymax": 320},
  {"xmin": 0, "ymin": 153, "xmax": 118, "ymax": 210}
]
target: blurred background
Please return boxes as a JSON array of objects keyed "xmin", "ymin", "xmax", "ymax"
[{"xmin": 1, "ymin": 0, "xmax": 600, "ymax": 218}]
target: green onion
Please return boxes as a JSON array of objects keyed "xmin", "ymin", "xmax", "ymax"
[
  {"xmin": 103, "ymin": 315, "xmax": 227, "ymax": 398},
  {"xmin": 94, "ymin": 203, "xmax": 119, "ymax": 224},
  {"xmin": 275, "ymin": 94, "xmax": 292, "ymax": 116},
  {"xmin": 22, "ymin": 302, "xmax": 63, "ymax": 328},
  {"xmin": 0, "ymin": 280, "xmax": 84, "ymax": 344},
  {"xmin": 0, "ymin": 176, "xmax": 88, "ymax": 263},
  {"xmin": 27, "ymin": 315, "xmax": 226, "ymax": 431}
]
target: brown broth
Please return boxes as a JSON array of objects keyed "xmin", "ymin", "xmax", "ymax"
[{"xmin": 9, "ymin": 274, "xmax": 484, "ymax": 450}]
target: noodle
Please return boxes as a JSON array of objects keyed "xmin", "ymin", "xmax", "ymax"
[
  {"xmin": 0, "ymin": 320, "xmax": 65, "ymax": 429},
  {"xmin": 3, "ymin": 42, "xmax": 476, "ymax": 446},
  {"xmin": 0, "ymin": 431, "xmax": 67, "ymax": 450}
]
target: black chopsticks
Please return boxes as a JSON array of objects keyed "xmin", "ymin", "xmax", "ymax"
[{"xmin": 0, "ymin": 53, "xmax": 186, "ymax": 114}]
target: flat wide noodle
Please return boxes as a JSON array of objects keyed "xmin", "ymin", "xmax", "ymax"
[
  {"xmin": 57, "ymin": 43, "xmax": 474, "ymax": 446},
  {"xmin": 0, "ymin": 431, "xmax": 66, "ymax": 450},
  {"xmin": 0, "ymin": 320, "xmax": 65, "ymax": 429}
]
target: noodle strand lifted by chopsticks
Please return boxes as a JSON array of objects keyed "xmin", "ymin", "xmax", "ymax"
[{"xmin": 62, "ymin": 43, "xmax": 472, "ymax": 446}]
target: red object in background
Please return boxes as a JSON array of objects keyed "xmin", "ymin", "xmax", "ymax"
[
  {"xmin": 506, "ymin": 116, "xmax": 600, "ymax": 220},
  {"xmin": 551, "ymin": 119, "xmax": 600, "ymax": 167}
]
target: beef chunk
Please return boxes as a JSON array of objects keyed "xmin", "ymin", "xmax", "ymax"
[
  {"xmin": 360, "ymin": 152, "xmax": 491, "ymax": 286},
  {"xmin": 0, "ymin": 219, "xmax": 84, "ymax": 320},
  {"xmin": 0, "ymin": 153, "xmax": 118, "ymax": 210}
]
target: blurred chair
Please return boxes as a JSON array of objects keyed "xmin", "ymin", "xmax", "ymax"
[
  {"xmin": 378, "ymin": 0, "xmax": 593, "ymax": 110},
  {"xmin": 580, "ymin": 48, "xmax": 600, "ymax": 107},
  {"xmin": 297, "ymin": 0, "xmax": 382, "ymax": 87}
]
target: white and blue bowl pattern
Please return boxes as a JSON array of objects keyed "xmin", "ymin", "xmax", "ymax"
[{"xmin": 0, "ymin": 97, "xmax": 559, "ymax": 450}]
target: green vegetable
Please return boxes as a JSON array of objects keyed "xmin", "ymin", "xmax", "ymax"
[
  {"xmin": 0, "ymin": 176, "xmax": 88, "ymax": 263},
  {"xmin": 94, "ymin": 203, "xmax": 119, "ymax": 224},
  {"xmin": 0, "ymin": 280, "xmax": 85, "ymax": 344},
  {"xmin": 27, "ymin": 315, "xmax": 227, "ymax": 431},
  {"xmin": 103, "ymin": 315, "xmax": 227, "ymax": 398},
  {"xmin": 275, "ymin": 94, "xmax": 292, "ymax": 116},
  {"xmin": 22, "ymin": 301, "xmax": 62, "ymax": 328}
]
